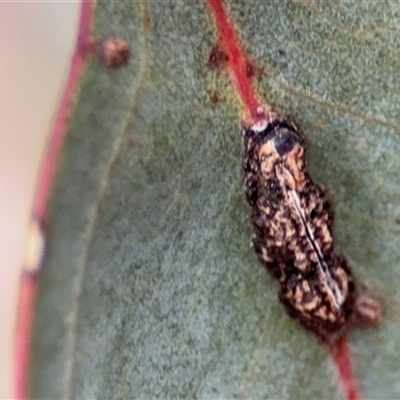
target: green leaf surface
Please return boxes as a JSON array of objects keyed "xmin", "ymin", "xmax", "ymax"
[{"xmin": 31, "ymin": 1, "xmax": 400, "ymax": 398}]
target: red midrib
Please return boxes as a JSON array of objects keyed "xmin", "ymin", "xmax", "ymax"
[{"xmin": 206, "ymin": 0, "xmax": 262, "ymax": 124}]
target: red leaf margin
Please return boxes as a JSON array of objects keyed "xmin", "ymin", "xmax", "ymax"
[{"xmin": 13, "ymin": 2, "xmax": 94, "ymax": 399}]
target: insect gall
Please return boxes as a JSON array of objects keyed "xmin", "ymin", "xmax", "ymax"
[{"xmin": 242, "ymin": 110, "xmax": 382, "ymax": 342}]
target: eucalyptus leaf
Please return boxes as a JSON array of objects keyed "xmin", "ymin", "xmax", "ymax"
[{"xmin": 31, "ymin": 1, "xmax": 400, "ymax": 399}]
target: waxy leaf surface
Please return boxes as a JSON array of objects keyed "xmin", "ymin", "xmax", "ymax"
[{"xmin": 31, "ymin": 1, "xmax": 400, "ymax": 398}]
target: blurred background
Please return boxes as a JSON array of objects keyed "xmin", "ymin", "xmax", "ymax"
[{"xmin": 0, "ymin": 2, "xmax": 79, "ymax": 397}]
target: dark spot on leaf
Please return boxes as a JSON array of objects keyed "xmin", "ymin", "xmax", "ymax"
[
  {"xmin": 133, "ymin": 262, "xmax": 142, "ymax": 270},
  {"xmin": 209, "ymin": 91, "xmax": 219, "ymax": 105},
  {"xmin": 208, "ymin": 45, "xmax": 229, "ymax": 70},
  {"xmin": 246, "ymin": 62, "xmax": 255, "ymax": 78}
]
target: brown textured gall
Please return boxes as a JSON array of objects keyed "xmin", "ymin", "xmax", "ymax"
[
  {"xmin": 94, "ymin": 36, "xmax": 130, "ymax": 68},
  {"xmin": 242, "ymin": 110, "xmax": 382, "ymax": 342}
]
